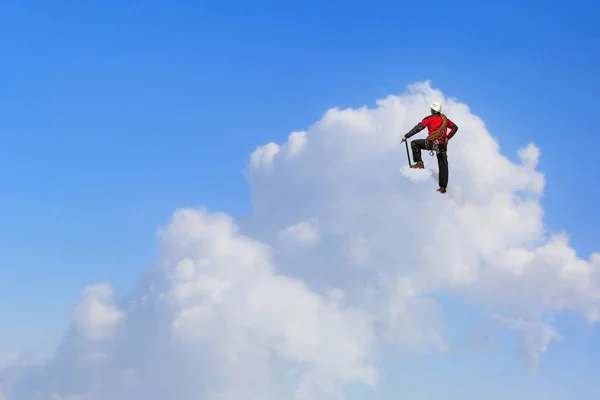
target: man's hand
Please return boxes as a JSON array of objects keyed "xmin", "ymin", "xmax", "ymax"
[{"xmin": 401, "ymin": 135, "xmax": 406, "ymax": 142}]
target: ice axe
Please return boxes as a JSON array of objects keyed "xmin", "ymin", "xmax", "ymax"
[{"xmin": 404, "ymin": 139, "xmax": 413, "ymax": 167}]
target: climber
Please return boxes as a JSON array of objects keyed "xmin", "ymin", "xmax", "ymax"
[{"xmin": 401, "ymin": 101, "xmax": 458, "ymax": 194}]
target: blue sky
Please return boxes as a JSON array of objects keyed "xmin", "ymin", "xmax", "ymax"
[{"xmin": 1, "ymin": 0, "xmax": 599, "ymax": 396}]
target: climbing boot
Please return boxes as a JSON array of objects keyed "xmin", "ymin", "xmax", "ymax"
[
  {"xmin": 437, "ymin": 187, "xmax": 446, "ymax": 194},
  {"xmin": 410, "ymin": 161, "xmax": 424, "ymax": 169}
]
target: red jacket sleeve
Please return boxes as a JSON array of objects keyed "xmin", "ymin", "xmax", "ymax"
[{"xmin": 447, "ymin": 118, "xmax": 458, "ymax": 139}]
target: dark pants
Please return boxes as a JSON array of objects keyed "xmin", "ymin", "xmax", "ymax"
[{"xmin": 411, "ymin": 139, "xmax": 448, "ymax": 189}]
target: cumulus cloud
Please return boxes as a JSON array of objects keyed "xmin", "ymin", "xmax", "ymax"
[
  {"xmin": 2, "ymin": 80, "xmax": 599, "ymax": 399},
  {"xmin": 279, "ymin": 218, "xmax": 320, "ymax": 247},
  {"xmin": 161, "ymin": 209, "xmax": 376, "ymax": 398},
  {"xmin": 72, "ymin": 284, "xmax": 123, "ymax": 342}
]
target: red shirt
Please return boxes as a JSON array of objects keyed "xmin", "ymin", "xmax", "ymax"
[{"xmin": 421, "ymin": 114, "xmax": 456, "ymax": 144}]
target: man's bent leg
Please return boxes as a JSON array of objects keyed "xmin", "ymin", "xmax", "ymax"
[{"xmin": 411, "ymin": 139, "xmax": 429, "ymax": 167}]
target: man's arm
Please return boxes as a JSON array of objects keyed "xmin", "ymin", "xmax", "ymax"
[
  {"xmin": 405, "ymin": 122, "xmax": 425, "ymax": 139},
  {"xmin": 447, "ymin": 120, "xmax": 458, "ymax": 140},
  {"xmin": 401, "ymin": 118, "xmax": 429, "ymax": 142}
]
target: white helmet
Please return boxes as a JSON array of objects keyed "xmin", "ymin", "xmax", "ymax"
[{"xmin": 430, "ymin": 102, "xmax": 442, "ymax": 112}]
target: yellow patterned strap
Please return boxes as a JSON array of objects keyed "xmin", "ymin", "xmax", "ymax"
[{"xmin": 427, "ymin": 113, "xmax": 448, "ymax": 143}]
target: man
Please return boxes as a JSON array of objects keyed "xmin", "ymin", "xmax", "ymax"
[{"xmin": 401, "ymin": 101, "xmax": 458, "ymax": 194}]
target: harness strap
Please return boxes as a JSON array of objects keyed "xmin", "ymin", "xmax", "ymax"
[{"xmin": 426, "ymin": 141, "xmax": 447, "ymax": 157}]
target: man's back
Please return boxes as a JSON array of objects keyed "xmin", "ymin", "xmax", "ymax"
[{"xmin": 420, "ymin": 113, "xmax": 456, "ymax": 143}]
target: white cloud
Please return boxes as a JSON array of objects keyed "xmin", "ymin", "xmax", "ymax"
[
  {"xmin": 72, "ymin": 284, "xmax": 123, "ymax": 342},
  {"xmin": 493, "ymin": 314, "xmax": 562, "ymax": 369},
  {"xmin": 383, "ymin": 278, "xmax": 447, "ymax": 353},
  {"xmin": 2, "ymin": 80, "xmax": 600, "ymax": 399},
  {"xmin": 279, "ymin": 218, "xmax": 320, "ymax": 247},
  {"xmin": 161, "ymin": 209, "xmax": 376, "ymax": 397},
  {"xmin": 249, "ymin": 142, "xmax": 280, "ymax": 171}
]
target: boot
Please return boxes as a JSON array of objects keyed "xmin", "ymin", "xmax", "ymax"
[
  {"xmin": 410, "ymin": 161, "xmax": 424, "ymax": 169},
  {"xmin": 437, "ymin": 187, "xmax": 446, "ymax": 194}
]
